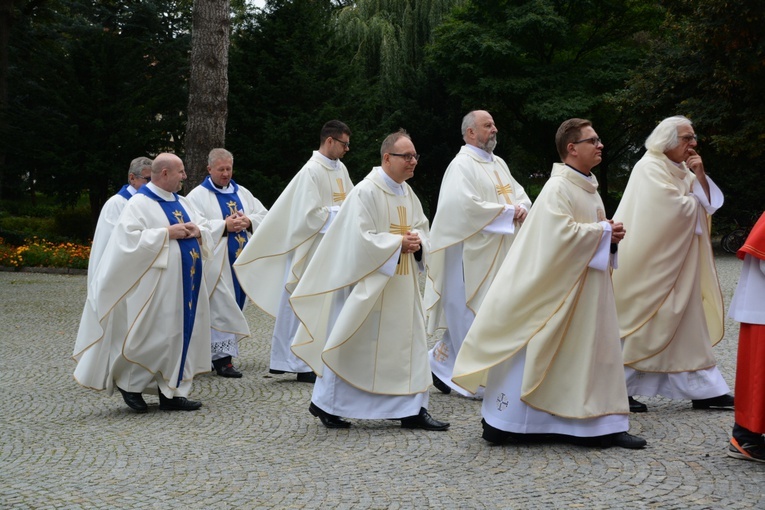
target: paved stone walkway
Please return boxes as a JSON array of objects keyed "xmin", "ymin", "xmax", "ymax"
[{"xmin": 1, "ymin": 253, "xmax": 763, "ymax": 509}]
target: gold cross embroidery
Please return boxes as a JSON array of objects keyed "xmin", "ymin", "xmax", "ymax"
[
  {"xmin": 226, "ymin": 200, "xmax": 239, "ymax": 216},
  {"xmin": 494, "ymin": 171, "xmax": 513, "ymax": 204},
  {"xmin": 332, "ymin": 178, "xmax": 346, "ymax": 203},
  {"xmin": 389, "ymin": 205, "xmax": 411, "ymax": 276},
  {"xmin": 172, "ymin": 210, "xmax": 185, "ymax": 224},
  {"xmin": 189, "ymin": 249, "xmax": 200, "ymax": 299},
  {"xmin": 234, "ymin": 234, "xmax": 247, "ymax": 258}
]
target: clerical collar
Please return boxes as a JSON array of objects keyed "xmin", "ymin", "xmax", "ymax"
[
  {"xmin": 376, "ymin": 166, "xmax": 406, "ymax": 196},
  {"xmin": 564, "ymin": 163, "xmax": 593, "ymax": 180},
  {"xmin": 127, "ymin": 185, "xmax": 138, "ymax": 196},
  {"xmin": 209, "ymin": 176, "xmax": 235, "ymax": 194},
  {"xmin": 211, "ymin": 180, "xmax": 228, "ymax": 190},
  {"xmin": 464, "ymin": 144, "xmax": 494, "ymax": 162},
  {"xmin": 314, "ymin": 150, "xmax": 339, "ymax": 170},
  {"xmin": 146, "ymin": 181, "xmax": 177, "ymax": 201}
]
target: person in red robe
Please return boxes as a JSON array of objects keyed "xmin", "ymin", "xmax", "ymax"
[{"xmin": 727, "ymin": 211, "xmax": 765, "ymax": 463}]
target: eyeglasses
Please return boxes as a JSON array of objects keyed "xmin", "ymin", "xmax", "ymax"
[
  {"xmin": 138, "ymin": 175, "xmax": 151, "ymax": 181},
  {"xmin": 679, "ymin": 134, "xmax": 698, "ymax": 142},
  {"xmin": 388, "ymin": 153, "xmax": 420, "ymax": 162},
  {"xmin": 332, "ymin": 137, "xmax": 350, "ymax": 148},
  {"xmin": 572, "ymin": 137, "xmax": 602, "ymax": 146}
]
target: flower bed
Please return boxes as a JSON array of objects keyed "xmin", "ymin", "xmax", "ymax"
[{"xmin": 0, "ymin": 237, "xmax": 90, "ymax": 270}]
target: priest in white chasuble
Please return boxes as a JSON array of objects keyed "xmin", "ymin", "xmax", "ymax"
[
  {"xmin": 73, "ymin": 153, "xmax": 214, "ymax": 413},
  {"xmin": 290, "ymin": 129, "xmax": 449, "ymax": 431},
  {"xmin": 88, "ymin": 156, "xmax": 153, "ymax": 287},
  {"xmin": 233, "ymin": 120, "xmax": 354, "ymax": 383},
  {"xmin": 453, "ymin": 119, "xmax": 645, "ymax": 449},
  {"xmin": 425, "ymin": 110, "xmax": 532, "ymax": 398},
  {"xmin": 612, "ymin": 115, "xmax": 731, "ymax": 413},
  {"xmin": 186, "ymin": 148, "xmax": 268, "ymax": 378}
]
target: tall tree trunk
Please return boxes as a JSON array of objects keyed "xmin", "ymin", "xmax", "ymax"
[{"xmin": 184, "ymin": 0, "xmax": 230, "ymax": 192}]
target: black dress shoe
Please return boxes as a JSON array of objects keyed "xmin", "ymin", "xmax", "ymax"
[
  {"xmin": 563, "ymin": 431, "xmax": 646, "ymax": 449},
  {"xmin": 158, "ymin": 393, "xmax": 203, "ymax": 411},
  {"xmin": 269, "ymin": 368, "xmax": 287, "ymax": 374},
  {"xmin": 482, "ymin": 418, "xmax": 516, "ymax": 444},
  {"xmin": 629, "ymin": 396, "xmax": 648, "ymax": 413},
  {"xmin": 309, "ymin": 402, "xmax": 351, "ymax": 428},
  {"xmin": 297, "ymin": 372, "xmax": 317, "ymax": 383},
  {"xmin": 118, "ymin": 387, "xmax": 148, "ymax": 413},
  {"xmin": 606, "ymin": 432, "xmax": 647, "ymax": 449},
  {"xmin": 692, "ymin": 394, "xmax": 734, "ymax": 409},
  {"xmin": 400, "ymin": 407, "xmax": 450, "ymax": 431},
  {"xmin": 432, "ymin": 372, "xmax": 452, "ymax": 394},
  {"xmin": 216, "ymin": 363, "xmax": 243, "ymax": 378}
]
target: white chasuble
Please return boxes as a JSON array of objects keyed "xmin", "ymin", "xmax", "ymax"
[
  {"xmin": 186, "ymin": 179, "xmax": 268, "ymax": 354},
  {"xmin": 88, "ymin": 187, "xmax": 133, "ymax": 287},
  {"xmin": 424, "ymin": 146, "xmax": 531, "ymax": 396},
  {"xmin": 425, "ymin": 146, "xmax": 532, "ymax": 324},
  {"xmin": 452, "ymin": 164, "xmax": 629, "ymax": 419},
  {"xmin": 613, "ymin": 150, "xmax": 725, "ymax": 373},
  {"xmin": 73, "ymin": 184, "xmax": 214, "ymax": 398},
  {"xmin": 291, "ymin": 168, "xmax": 431, "ymax": 396},
  {"xmin": 233, "ymin": 152, "xmax": 353, "ymax": 317}
]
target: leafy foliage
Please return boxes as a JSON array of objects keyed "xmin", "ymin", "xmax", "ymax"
[{"xmin": 614, "ymin": 0, "xmax": 765, "ymax": 227}]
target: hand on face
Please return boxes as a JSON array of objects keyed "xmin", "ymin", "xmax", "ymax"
[{"xmin": 685, "ymin": 148, "xmax": 705, "ymax": 174}]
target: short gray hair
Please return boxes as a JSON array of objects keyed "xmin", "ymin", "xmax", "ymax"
[
  {"xmin": 128, "ymin": 157, "xmax": 153, "ymax": 178},
  {"xmin": 645, "ymin": 116, "xmax": 693, "ymax": 153},
  {"xmin": 208, "ymin": 148, "xmax": 234, "ymax": 166},
  {"xmin": 461, "ymin": 111, "xmax": 477, "ymax": 139}
]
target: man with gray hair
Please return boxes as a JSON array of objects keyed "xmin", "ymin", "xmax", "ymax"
[
  {"xmin": 186, "ymin": 148, "xmax": 268, "ymax": 378},
  {"xmin": 613, "ymin": 115, "xmax": 733, "ymax": 413},
  {"xmin": 424, "ymin": 110, "xmax": 531, "ymax": 397},
  {"xmin": 88, "ymin": 157, "xmax": 153, "ymax": 284}
]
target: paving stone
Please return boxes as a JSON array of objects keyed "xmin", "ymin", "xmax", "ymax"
[{"xmin": 0, "ymin": 253, "xmax": 763, "ymax": 508}]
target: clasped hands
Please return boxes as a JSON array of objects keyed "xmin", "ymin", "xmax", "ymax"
[
  {"xmin": 168, "ymin": 222, "xmax": 201, "ymax": 240},
  {"xmin": 226, "ymin": 211, "xmax": 251, "ymax": 233},
  {"xmin": 608, "ymin": 220, "xmax": 626, "ymax": 244},
  {"xmin": 402, "ymin": 231, "xmax": 421, "ymax": 254}
]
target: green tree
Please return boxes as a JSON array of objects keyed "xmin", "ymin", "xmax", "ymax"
[
  {"xmin": 615, "ymin": 0, "xmax": 765, "ymax": 227},
  {"xmin": 3, "ymin": 0, "xmax": 191, "ymax": 229},
  {"xmin": 227, "ymin": 0, "xmax": 374, "ymax": 206},
  {"xmin": 426, "ymin": 0, "xmax": 663, "ymax": 210}
]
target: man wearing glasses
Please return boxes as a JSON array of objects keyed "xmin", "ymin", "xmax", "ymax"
[
  {"xmin": 425, "ymin": 110, "xmax": 532, "ymax": 398},
  {"xmin": 88, "ymin": 156, "xmax": 153, "ymax": 286},
  {"xmin": 453, "ymin": 118, "xmax": 645, "ymax": 449},
  {"xmin": 290, "ymin": 129, "xmax": 450, "ymax": 431},
  {"xmin": 613, "ymin": 115, "xmax": 732, "ymax": 413},
  {"xmin": 234, "ymin": 120, "xmax": 354, "ymax": 383}
]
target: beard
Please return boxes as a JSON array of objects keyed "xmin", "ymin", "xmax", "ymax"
[{"xmin": 478, "ymin": 135, "xmax": 497, "ymax": 153}]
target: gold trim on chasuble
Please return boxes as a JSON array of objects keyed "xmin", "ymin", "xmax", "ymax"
[{"xmin": 389, "ymin": 205, "xmax": 412, "ymax": 276}]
